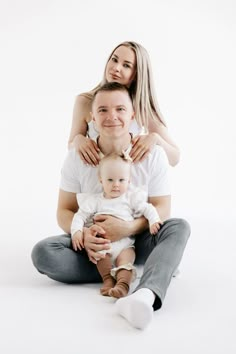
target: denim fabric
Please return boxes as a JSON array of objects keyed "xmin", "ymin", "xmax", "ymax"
[{"xmin": 31, "ymin": 218, "xmax": 190, "ymax": 311}]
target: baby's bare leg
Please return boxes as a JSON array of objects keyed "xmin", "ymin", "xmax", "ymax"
[{"xmin": 115, "ymin": 247, "xmax": 135, "ymax": 267}]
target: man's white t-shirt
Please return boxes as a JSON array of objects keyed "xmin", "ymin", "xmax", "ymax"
[{"xmin": 60, "ymin": 145, "xmax": 171, "ymax": 198}]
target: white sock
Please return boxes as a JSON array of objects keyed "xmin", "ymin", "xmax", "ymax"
[{"xmin": 115, "ymin": 288, "xmax": 155, "ymax": 330}]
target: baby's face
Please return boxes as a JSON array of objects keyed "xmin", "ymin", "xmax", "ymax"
[{"xmin": 100, "ymin": 160, "xmax": 130, "ymax": 199}]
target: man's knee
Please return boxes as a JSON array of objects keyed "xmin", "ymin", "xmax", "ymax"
[
  {"xmin": 175, "ymin": 218, "xmax": 191, "ymax": 243},
  {"xmin": 31, "ymin": 237, "xmax": 52, "ymax": 273},
  {"xmin": 164, "ymin": 218, "xmax": 191, "ymax": 244}
]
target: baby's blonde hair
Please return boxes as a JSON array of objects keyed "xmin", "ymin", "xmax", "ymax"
[{"xmin": 98, "ymin": 152, "xmax": 132, "ymax": 177}]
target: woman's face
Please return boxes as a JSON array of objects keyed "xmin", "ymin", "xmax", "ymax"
[{"xmin": 105, "ymin": 45, "xmax": 137, "ymax": 87}]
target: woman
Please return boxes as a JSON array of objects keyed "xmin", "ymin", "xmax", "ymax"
[{"xmin": 68, "ymin": 41, "xmax": 180, "ymax": 166}]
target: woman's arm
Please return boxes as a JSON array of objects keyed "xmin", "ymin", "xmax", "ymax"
[
  {"xmin": 148, "ymin": 119, "xmax": 180, "ymax": 167},
  {"xmin": 68, "ymin": 95, "xmax": 100, "ymax": 165},
  {"xmin": 130, "ymin": 121, "xmax": 180, "ymax": 167},
  {"xmin": 68, "ymin": 95, "xmax": 90, "ymax": 148}
]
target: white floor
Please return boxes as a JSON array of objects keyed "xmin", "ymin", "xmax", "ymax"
[{"xmin": 1, "ymin": 216, "xmax": 236, "ymax": 354}]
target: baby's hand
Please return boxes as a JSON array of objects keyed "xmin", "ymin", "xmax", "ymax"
[
  {"xmin": 72, "ymin": 230, "xmax": 84, "ymax": 251},
  {"xmin": 150, "ymin": 221, "xmax": 163, "ymax": 235}
]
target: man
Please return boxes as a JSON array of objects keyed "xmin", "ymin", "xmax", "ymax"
[{"xmin": 32, "ymin": 82, "xmax": 190, "ymax": 330}]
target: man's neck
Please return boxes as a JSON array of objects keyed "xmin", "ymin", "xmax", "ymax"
[{"xmin": 97, "ymin": 134, "xmax": 132, "ymax": 155}]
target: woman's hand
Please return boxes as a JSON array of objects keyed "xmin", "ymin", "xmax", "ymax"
[
  {"xmin": 83, "ymin": 225, "xmax": 111, "ymax": 264},
  {"xmin": 73, "ymin": 134, "xmax": 100, "ymax": 166},
  {"xmin": 130, "ymin": 133, "xmax": 158, "ymax": 163}
]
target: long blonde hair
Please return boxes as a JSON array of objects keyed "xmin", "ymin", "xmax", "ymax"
[{"xmin": 82, "ymin": 41, "xmax": 166, "ymax": 129}]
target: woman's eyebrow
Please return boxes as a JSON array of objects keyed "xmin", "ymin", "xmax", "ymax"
[{"xmin": 113, "ymin": 54, "xmax": 134, "ymax": 66}]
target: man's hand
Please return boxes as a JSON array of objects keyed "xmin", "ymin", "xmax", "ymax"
[
  {"xmin": 83, "ymin": 225, "xmax": 111, "ymax": 264},
  {"xmin": 93, "ymin": 215, "xmax": 133, "ymax": 242}
]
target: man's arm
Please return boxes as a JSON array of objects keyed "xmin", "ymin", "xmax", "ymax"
[
  {"xmin": 93, "ymin": 214, "xmax": 148, "ymax": 242},
  {"xmin": 148, "ymin": 195, "xmax": 171, "ymax": 221},
  {"xmin": 57, "ymin": 189, "xmax": 111, "ymax": 263},
  {"xmin": 93, "ymin": 195, "xmax": 171, "ymax": 242},
  {"xmin": 56, "ymin": 189, "xmax": 78, "ymax": 234}
]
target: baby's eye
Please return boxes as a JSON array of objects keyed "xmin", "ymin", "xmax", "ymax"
[
  {"xmin": 119, "ymin": 179, "xmax": 125, "ymax": 182},
  {"xmin": 108, "ymin": 179, "xmax": 113, "ymax": 182}
]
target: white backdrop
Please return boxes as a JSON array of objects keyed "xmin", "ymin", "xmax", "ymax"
[{"xmin": 0, "ymin": 0, "xmax": 235, "ymax": 245}]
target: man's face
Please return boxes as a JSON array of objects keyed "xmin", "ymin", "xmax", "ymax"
[{"xmin": 91, "ymin": 90, "xmax": 134, "ymax": 138}]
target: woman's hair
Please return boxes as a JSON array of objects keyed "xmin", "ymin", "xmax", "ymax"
[{"xmin": 82, "ymin": 41, "xmax": 166, "ymax": 129}]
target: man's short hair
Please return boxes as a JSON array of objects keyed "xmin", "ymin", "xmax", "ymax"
[{"xmin": 92, "ymin": 82, "xmax": 133, "ymax": 106}]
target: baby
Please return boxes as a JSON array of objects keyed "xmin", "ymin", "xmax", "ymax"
[{"xmin": 71, "ymin": 152, "xmax": 162, "ymax": 298}]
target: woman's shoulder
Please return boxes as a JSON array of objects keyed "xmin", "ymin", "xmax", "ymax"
[
  {"xmin": 73, "ymin": 93, "xmax": 92, "ymax": 122},
  {"xmin": 78, "ymin": 84, "xmax": 100, "ymax": 102},
  {"xmin": 76, "ymin": 92, "xmax": 92, "ymax": 105},
  {"xmin": 75, "ymin": 86, "xmax": 101, "ymax": 115}
]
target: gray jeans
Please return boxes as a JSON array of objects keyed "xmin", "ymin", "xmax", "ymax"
[{"xmin": 31, "ymin": 218, "xmax": 190, "ymax": 310}]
